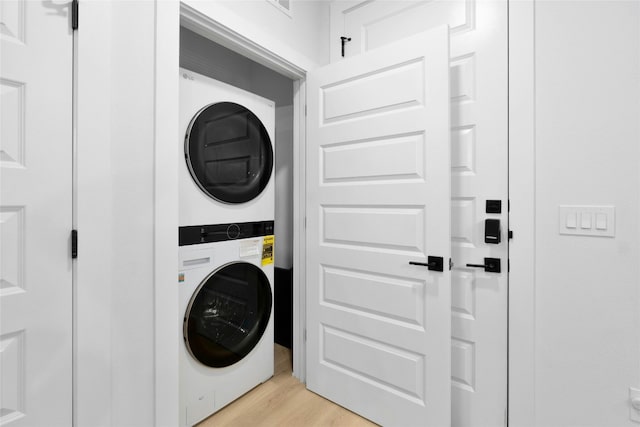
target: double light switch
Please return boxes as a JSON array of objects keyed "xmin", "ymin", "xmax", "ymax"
[{"xmin": 559, "ymin": 205, "xmax": 615, "ymax": 237}]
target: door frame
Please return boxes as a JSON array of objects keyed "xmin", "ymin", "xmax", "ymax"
[
  {"xmin": 507, "ymin": 0, "xmax": 536, "ymax": 425},
  {"xmin": 178, "ymin": 2, "xmax": 311, "ymax": 383},
  {"xmin": 156, "ymin": 5, "xmax": 312, "ymax": 421}
]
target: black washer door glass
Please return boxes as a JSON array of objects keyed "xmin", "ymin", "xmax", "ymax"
[
  {"xmin": 186, "ymin": 102, "xmax": 273, "ymax": 204},
  {"xmin": 185, "ymin": 262, "xmax": 272, "ymax": 368}
]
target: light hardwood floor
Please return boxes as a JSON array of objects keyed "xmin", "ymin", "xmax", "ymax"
[{"xmin": 197, "ymin": 344, "xmax": 377, "ymax": 427}]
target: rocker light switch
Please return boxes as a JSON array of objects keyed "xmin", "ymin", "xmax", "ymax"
[{"xmin": 559, "ymin": 205, "xmax": 615, "ymax": 237}]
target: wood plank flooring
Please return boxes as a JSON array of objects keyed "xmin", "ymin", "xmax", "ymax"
[{"xmin": 197, "ymin": 344, "xmax": 377, "ymax": 427}]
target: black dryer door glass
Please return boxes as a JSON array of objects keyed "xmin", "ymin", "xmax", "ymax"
[
  {"xmin": 185, "ymin": 102, "xmax": 273, "ymax": 204},
  {"xmin": 184, "ymin": 262, "xmax": 272, "ymax": 368}
]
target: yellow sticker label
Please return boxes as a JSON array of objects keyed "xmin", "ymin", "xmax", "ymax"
[{"xmin": 262, "ymin": 235, "xmax": 274, "ymax": 266}]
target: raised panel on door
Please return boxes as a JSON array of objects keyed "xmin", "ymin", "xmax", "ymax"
[
  {"xmin": 331, "ymin": 1, "xmax": 509, "ymax": 425},
  {"xmin": 0, "ymin": 1, "xmax": 73, "ymax": 425},
  {"xmin": 306, "ymin": 27, "xmax": 451, "ymax": 426}
]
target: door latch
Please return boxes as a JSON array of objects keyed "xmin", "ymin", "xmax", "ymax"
[
  {"xmin": 409, "ymin": 256, "xmax": 444, "ymax": 272},
  {"xmin": 466, "ymin": 257, "xmax": 501, "ymax": 273}
]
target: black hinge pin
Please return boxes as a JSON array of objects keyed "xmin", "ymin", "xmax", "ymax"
[
  {"xmin": 71, "ymin": 229, "xmax": 78, "ymax": 259},
  {"xmin": 340, "ymin": 36, "xmax": 351, "ymax": 57},
  {"xmin": 72, "ymin": 0, "xmax": 79, "ymax": 30}
]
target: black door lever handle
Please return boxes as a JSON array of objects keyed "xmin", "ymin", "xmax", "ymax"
[
  {"xmin": 465, "ymin": 257, "xmax": 501, "ymax": 273},
  {"xmin": 409, "ymin": 256, "xmax": 444, "ymax": 272}
]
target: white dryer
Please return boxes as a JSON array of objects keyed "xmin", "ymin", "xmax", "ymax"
[
  {"xmin": 179, "ymin": 68, "xmax": 275, "ymax": 226},
  {"xmin": 179, "ymin": 220, "xmax": 275, "ymax": 427}
]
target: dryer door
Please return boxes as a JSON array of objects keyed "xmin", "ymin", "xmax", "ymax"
[
  {"xmin": 184, "ymin": 262, "xmax": 272, "ymax": 368},
  {"xmin": 185, "ymin": 102, "xmax": 274, "ymax": 204}
]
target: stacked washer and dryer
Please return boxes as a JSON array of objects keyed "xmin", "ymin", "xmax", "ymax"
[{"xmin": 178, "ymin": 68, "xmax": 276, "ymax": 427}]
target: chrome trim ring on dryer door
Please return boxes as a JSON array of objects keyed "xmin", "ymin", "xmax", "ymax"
[{"xmin": 185, "ymin": 102, "xmax": 274, "ymax": 204}]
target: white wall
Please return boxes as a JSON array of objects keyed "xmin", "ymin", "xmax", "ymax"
[
  {"xmin": 75, "ymin": 1, "xmax": 113, "ymax": 424},
  {"xmin": 77, "ymin": 1, "xmax": 166, "ymax": 425},
  {"xmin": 110, "ymin": 3, "xmax": 157, "ymax": 423},
  {"xmin": 513, "ymin": 1, "xmax": 640, "ymax": 424}
]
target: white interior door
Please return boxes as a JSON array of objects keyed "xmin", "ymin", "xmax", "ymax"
[
  {"xmin": 0, "ymin": 1, "xmax": 73, "ymax": 425},
  {"xmin": 306, "ymin": 27, "xmax": 451, "ymax": 426},
  {"xmin": 330, "ymin": 1, "xmax": 509, "ymax": 425}
]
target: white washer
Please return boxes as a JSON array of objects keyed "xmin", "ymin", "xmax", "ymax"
[
  {"xmin": 179, "ymin": 68, "xmax": 275, "ymax": 226},
  {"xmin": 179, "ymin": 221, "xmax": 275, "ymax": 427}
]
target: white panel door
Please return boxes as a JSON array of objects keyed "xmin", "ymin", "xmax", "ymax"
[
  {"xmin": 330, "ymin": 1, "xmax": 509, "ymax": 425},
  {"xmin": 0, "ymin": 1, "xmax": 73, "ymax": 425},
  {"xmin": 306, "ymin": 27, "xmax": 451, "ymax": 426}
]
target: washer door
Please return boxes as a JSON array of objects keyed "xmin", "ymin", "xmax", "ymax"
[
  {"xmin": 185, "ymin": 102, "xmax": 274, "ymax": 204},
  {"xmin": 184, "ymin": 262, "xmax": 272, "ymax": 368}
]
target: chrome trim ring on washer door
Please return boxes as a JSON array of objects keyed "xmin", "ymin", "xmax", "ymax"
[{"xmin": 184, "ymin": 261, "xmax": 272, "ymax": 368}]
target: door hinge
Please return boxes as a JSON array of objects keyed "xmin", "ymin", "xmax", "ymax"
[
  {"xmin": 304, "ymin": 105, "xmax": 307, "ymax": 116},
  {"xmin": 303, "ymin": 329, "xmax": 307, "ymax": 342},
  {"xmin": 71, "ymin": 229, "xmax": 78, "ymax": 259},
  {"xmin": 72, "ymin": 0, "xmax": 79, "ymax": 30}
]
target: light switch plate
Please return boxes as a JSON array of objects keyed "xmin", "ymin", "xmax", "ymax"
[{"xmin": 559, "ymin": 205, "xmax": 615, "ymax": 237}]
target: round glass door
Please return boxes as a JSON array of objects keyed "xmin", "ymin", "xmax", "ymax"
[
  {"xmin": 185, "ymin": 102, "xmax": 273, "ymax": 204},
  {"xmin": 184, "ymin": 262, "xmax": 272, "ymax": 368}
]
